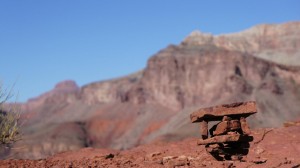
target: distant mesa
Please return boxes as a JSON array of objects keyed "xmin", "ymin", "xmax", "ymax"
[
  {"xmin": 25, "ymin": 80, "xmax": 79, "ymax": 107},
  {"xmin": 54, "ymin": 80, "xmax": 79, "ymax": 92}
]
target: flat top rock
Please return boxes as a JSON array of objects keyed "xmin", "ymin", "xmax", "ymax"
[{"xmin": 190, "ymin": 101, "xmax": 257, "ymax": 122}]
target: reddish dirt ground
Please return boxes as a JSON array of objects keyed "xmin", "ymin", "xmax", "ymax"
[{"xmin": 1, "ymin": 125, "xmax": 300, "ymax": 168}]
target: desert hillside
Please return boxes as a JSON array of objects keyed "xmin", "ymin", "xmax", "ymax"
[
  {"xmin": 2, "ymin": 22, "xmax": 300, "ymax": 160},
  {"xmin": 1, "ymin": 125, "xmax": 300, "ymax": 167}
]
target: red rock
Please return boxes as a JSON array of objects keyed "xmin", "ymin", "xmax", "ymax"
[{"xmin": 190, "ymin": 101, "xmax": 257, "ymax": 123}]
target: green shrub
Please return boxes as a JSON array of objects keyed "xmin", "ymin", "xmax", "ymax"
[{"xmin": 0, "ymin": 84, "xmax": 21, "ymax": 145}]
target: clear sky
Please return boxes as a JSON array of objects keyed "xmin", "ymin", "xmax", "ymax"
[{"xmin": 1, "ymin": 1, "xmax": 299, "ymax": 102}]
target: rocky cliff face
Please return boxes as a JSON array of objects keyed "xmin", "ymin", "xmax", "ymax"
[
  {"xmin": 131, "ymin": 44, "xmax": 300, "ymax": 121},
  {"xmin": 5, "ymin": 22, "xmax": 300, "ymax": 159},
  {"xmin": 182, "ymin": 22, "xmax": 300, "ymax": 65}
]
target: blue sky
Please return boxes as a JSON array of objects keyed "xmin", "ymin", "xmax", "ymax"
[{"xmin": 1, "ymin": 1, "xmax": 299, "ymax": 102}]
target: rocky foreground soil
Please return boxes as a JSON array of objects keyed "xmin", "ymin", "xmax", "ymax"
[{"xmin": 1, "ymin": 124, "xmax": 300, "ymax": 168}]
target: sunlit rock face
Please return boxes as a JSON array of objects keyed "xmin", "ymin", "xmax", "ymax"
[{"xmin": 183, "ymin": 22, "xmax": 300, "ymax": 65}]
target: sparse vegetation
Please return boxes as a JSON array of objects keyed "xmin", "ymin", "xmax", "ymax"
[{"xmin": 0, "ymin": 83, "xmax": 21, "ymax": 146}]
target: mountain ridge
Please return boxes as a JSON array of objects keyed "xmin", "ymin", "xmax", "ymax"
[{"xmin": 182, "ymin": 21, "xmax": 300, "ymax": 65}]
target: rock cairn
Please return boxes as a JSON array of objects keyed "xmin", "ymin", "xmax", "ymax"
[{"xmin": 190, "ymin": 101, "xmax": 257, "ymax": 161}]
